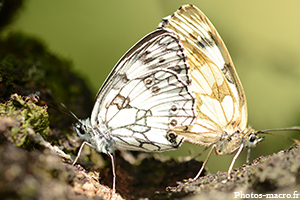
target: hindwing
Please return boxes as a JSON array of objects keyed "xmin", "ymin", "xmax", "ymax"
[{"xmin": 91, "ymin": 29, "xmax": 196, "ymax": 151}]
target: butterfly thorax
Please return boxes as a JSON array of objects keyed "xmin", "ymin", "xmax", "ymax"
[
  {"xmin": 74, "ymin": 118, "xmax": 115, "ymax": 154},
  {"xmin": 214, "ymin": 127, "xmax": 264, "ymax": 156}
]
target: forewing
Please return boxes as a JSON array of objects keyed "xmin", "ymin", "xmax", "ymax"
[
  {"xmin": 159, "ymin": 5, "xmax": 248, "ymax": 145},
  {"xmin": 91, "ymin": 29, "xmax": 196, "ymax": 151}
]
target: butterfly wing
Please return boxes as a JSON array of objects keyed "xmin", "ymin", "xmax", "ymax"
[
  {"xmin": 159, "ymin": 5, "xmax": 248, "ymax": 146},
  {"xmin": 91, "ymin": 29, "xmax": 196, "ymax": 152}
]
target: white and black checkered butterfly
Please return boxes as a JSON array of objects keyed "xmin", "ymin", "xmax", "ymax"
[{"xmin": 73, "ymin": 29, "xmax": 196, "ymax": 191}]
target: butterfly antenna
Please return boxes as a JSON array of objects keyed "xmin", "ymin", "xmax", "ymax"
[
  {"xmin": 258, "ymin": 126, "xmax": 300, "ymax": 146},
  {"xmin": 40, "ymin": 90, "xmax": 82, "ymax": 123},
  {"xmin": 57, "ymin": 101, "xmax": 81, "ymax": 122},
  {"xmin": 40, "ymin": 99, "xmax": 81, "ymax": 122},
  {"xmin": 260, "ymin": 126, "xmax": 300, "ymax": 132}
]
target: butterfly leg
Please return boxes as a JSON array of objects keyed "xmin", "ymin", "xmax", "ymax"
[
  {"xmin": 193, "ymin": 144, "xmax": 215, "ymax": 180},
  {"xmin": 72, "ymin": 142, "xmax": 117, "ymax": 193},
  {"xmin": 227, "ymin": 143, "xmax": 244, "ymax": 179},
  {"xmin": 192, "ymin": 146, "xmax": 209, "ymax": 160},
  {"xmin": 72, "ymin": 141, "xmax": 93, "ymax": 165},
  {"xmin": 246, "ymin": 148, "xmax": 251, "ymax": 164},
  {"xmin": 107, "ymin": 152, "xmax": 116, "ymax": 193}
]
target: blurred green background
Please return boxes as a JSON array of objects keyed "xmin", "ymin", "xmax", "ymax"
[{"xmin": 5, "ymin": 0, "xmax": 300, "ymax": 174}]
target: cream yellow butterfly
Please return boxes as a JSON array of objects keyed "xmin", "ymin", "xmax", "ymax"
[
  {"xmin": 159, "ymin": 4, "xmax": 300, "ymax": 181},
  {"xmin": 159, "ymin": 4, "xmax": 265, "ymax": 180}
]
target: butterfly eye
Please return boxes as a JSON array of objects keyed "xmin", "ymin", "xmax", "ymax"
[
  {"xmin": 249, "ymin": 133, "xmax": 257, "ymax": 143},
  {"xmin": 79, "ymin": 124, "xmax": 86, "ymax": 135}
]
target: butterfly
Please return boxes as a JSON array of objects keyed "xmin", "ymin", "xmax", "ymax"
[
  {"xmin": 73, "ymin": 28, "xmax": 196, "ymax": 191},
  {"xmin": 158, "ymin": 4, "xmax": 300, "ymax": 180},
  {"xmin": 72, "ymin": 4, "xmax": 299, "ymax": 192}
]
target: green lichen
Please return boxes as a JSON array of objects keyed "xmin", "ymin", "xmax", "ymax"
[{"xmin": 0, "ymin": 93, "xmax": 49, "ymax": 147}]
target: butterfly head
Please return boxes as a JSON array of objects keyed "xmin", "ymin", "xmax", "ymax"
[
  {"xmin": 215, "ymin": 128, "xmax": 265, "ymax": 156},
  {"xmin": 73, "ymin": 118, "xmax": 115, "ymax": 154},
  {"xmin": 243, "ymin": 129, "xmax": 265, "ymax": 149},
  {"xmin": 74, "ymin": 118, "xmax": 93, "ymax": 142}
]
